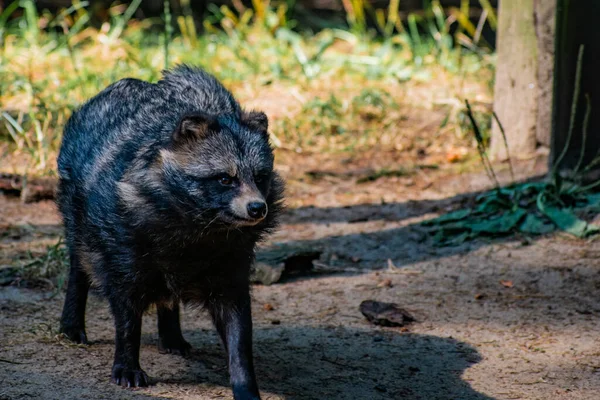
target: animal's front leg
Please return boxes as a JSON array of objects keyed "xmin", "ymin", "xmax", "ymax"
[
  {"xmin": 209, "ymin": 289, "xmax": 260, "ymax": 400},
  {"xmin": 109, "ymin": 296, "xmax": 148, "ymax": 387}
]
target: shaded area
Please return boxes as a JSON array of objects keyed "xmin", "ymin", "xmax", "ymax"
[
  {"xmin": 0, "ymin": 172, "xmax": 579, "ymax": 289},
  {"xmin": 281, "ymin": 173, "xmax": 548, "ymax": 225},
  {"xmin": 1, "ymin": 290, "xmax": 492, "ymax": 400}
]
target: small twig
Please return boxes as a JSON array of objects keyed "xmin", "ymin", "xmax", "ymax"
[
  {"xmin": 465, "ymin": 100, "xmax": 499, "ymax": 189},
  {"xmin": 492, "ymin": 110, "xmax": 515, "ymax": 183},
  {"xmin": 0, "ymin": 357, "xmax": 24, "ymax": 364},
  {"xmin": 552, "ymin": 44, "xmax": 585, "ymax": 175},
  {"xmin": 321, "ymin": 356, "xmax": 353, "ymax": 368},
  {"xmin": 61, "ymin": 21, "xmax": 80, "ymax": 78},
  {"xmin": 576, "ymin": 178, "xmax": 600, "ymax": 193},
  {"xmin": 163, "ymin": 0, "xmax": 172, "ymax": 70},
  {"xmin": 583, "ymin": 153, "xmax": 600, "ymax": 173},
  {"xmin": 473, "ymin": 8, "xmax": 488, "ymax": 45},
  {"xmin": 574, "ymin": 94, "xmax": 592, "ymax": 174}
]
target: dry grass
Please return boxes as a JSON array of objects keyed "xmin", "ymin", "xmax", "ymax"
[{"xmin": 0, "ymin": 1, "xmax": 494, "ymax": 176}]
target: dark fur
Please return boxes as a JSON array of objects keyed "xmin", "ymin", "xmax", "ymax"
[{"xmin": 57, "ymin": 65, "xmax": 284, "ymax": 400}]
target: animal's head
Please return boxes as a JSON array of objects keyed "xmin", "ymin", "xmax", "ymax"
[{"xmin": 151, "ymin": 111, "xmax": 282, "ymax": 229}]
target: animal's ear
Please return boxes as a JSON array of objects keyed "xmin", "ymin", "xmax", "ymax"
[
  {"xmin": 172, "ymin": 113, "xmax": 219, "ymax": 143},
  {"xmin": 241, "ymin": 110, "xmax": 268, "ymax": 133}
]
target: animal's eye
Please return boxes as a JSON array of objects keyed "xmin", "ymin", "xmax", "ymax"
[{"xmin": 218, "ymin": 175, "xmax": 235, "ymax": 186}]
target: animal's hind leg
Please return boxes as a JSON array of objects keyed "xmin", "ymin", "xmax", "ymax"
[
  {"xmin": 59, "ymin": 248, "xmax": 91, "ymax": 344},
  {"xmin": 157, "ymin": 302, "xmax": 191, "ymax": 356}
]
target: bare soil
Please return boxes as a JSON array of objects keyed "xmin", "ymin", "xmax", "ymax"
[{"xmin": 2, "ymin": 152, "xmax": 600, "ymax": 400}]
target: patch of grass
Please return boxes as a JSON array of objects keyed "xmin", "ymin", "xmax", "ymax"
[
  {"xmin": 287, "ymin": 87, "xmax": 409, "ymax": 151},
  {"xmin": 352, "ymin": 88, "xmax": 397, "ymax": 121},
  {"xmin": 15, "ymin": 238, "xmax": 69, "ymax": 291},
  {"xmin": 1, "ymin": 1, "xmax": 494, "ymax": 175}
]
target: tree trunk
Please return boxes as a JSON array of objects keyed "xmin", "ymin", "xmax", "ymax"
[
  {"xmin": 534, "ymin": 0, "xmax": 556, "ymax": 148},
  {"xmin": 491, "ymin": 0, "xmax": 538, "ymax": 160},
  {"xmin": 490, "ymin": 0, "xmax": 556, "ymax": 160}
]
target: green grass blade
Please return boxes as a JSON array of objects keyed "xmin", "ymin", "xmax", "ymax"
[
  {"xmin": 109, "ymin": 0, "xmax": 143, "ymax": 41},
  {"xmin": 552, "ymin": 44, "xmax": 584, "ymax": 174},
  {"xmin": 574, "ymin": 94, "xmax": 591, "ymax": 174}
]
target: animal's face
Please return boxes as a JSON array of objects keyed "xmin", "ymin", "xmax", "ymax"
[{"xmin": 159, "ymin": 112, "xmax": 275, "ymax": 228}]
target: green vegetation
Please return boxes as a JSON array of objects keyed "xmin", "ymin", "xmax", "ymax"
[
  {"xmin": 424, "ymin": 82, "xmax": 600, "ymax": 245},
  {"xmin": 0, "ymin": 237, "xmax": 68, "ymax": 291},
  {"xmin": 423, "ymin": 181, "xmax": 600, "ymax": 245},
  {"xmin": 0, "ymin": 0, "xmax": 495, "ymax": 175}
]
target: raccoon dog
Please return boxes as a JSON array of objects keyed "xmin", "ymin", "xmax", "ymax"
[{"xmin": 57, "ymin": 65, "xmax": 284, "ymax": 400}]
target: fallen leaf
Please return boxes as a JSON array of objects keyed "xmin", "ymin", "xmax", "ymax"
[
  {"xmin": 377, "ymin": 279, "xmax": 393, "ymax": 288},
  {"xmin": 421, "ymin": 209, "xmax": 471, "ymax": 226},
  {"xmin": 468, "ymin": 209, "xmax": 526, "ymax": 234},
  {"xmin": 474, "ymin": 293, "xmax": 486, "ymax": 300},
  {"xmin": 263, "ymin": 303, "xmax": 274, "ymax": 311},
  {"xmin": 520, "ymin": 214, "xmax": 555, "ymax": 235},
  {"xmin": 446, "ymin": 151, "xmax": 462, "ymax": 163},
  {"xmin": 537, "ymin": 194, "xmax": 600, "ymax": 237},
  {"xmin": 500, "ymin": 280, "xmax": 514, "ymax": 288},
  {"xmin": 359, "ymin": 300, "xmax": 416, "ymax": 327},
  {"xmin": 445, "ymin": 147, "xmax": 467, "ymax": 163}
]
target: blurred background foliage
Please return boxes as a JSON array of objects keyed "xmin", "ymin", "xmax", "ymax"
[{"xmin": 0, "ymin": 0, "xmax": 497, "ymax": 174}]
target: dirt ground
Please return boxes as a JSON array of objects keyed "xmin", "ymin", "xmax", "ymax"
[{"xmin": 2, "ymin": 151, "xmax": 600, "ymax": 400}]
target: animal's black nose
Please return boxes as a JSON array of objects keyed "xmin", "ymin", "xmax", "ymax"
[{"xmin": 247, "ymin": 201, "xmax": 267, "ymax": 219}]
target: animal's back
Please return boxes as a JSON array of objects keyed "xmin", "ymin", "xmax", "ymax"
[
  {"xmin": 58, "ymin": 65, "xmax": 240, "ymax": 185},
  {"xmin": 159, "ymin": 65, "xmax": 241, "ymax": 117},
  {"xmin": 57, "ymin": 66, "xmax": 242, "ymax": 227}
]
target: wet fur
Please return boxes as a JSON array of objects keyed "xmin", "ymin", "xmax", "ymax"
[{"xmin": 57, "ymin": 65, "xmax": 283, "ymax": 399}]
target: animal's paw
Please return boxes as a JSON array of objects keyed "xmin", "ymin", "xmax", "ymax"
[
  {"xmin": 111, "ymin": 364, "xmax": 149, "ymax": 388},
  {"xmin": 158, "ymin": 336, "xmax": 192, "ymax": 356},
  {"xmin": 233, "ymin": 384, "xmax": 261, "ymax": 400},
  {"xmin": 59, "ymin": 325, "xmax": 88, "ymax": 344}
]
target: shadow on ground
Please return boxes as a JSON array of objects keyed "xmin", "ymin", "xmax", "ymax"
[{"xmin": 2, "ymin": 322, "xmax": 494, "ymax": 400}]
